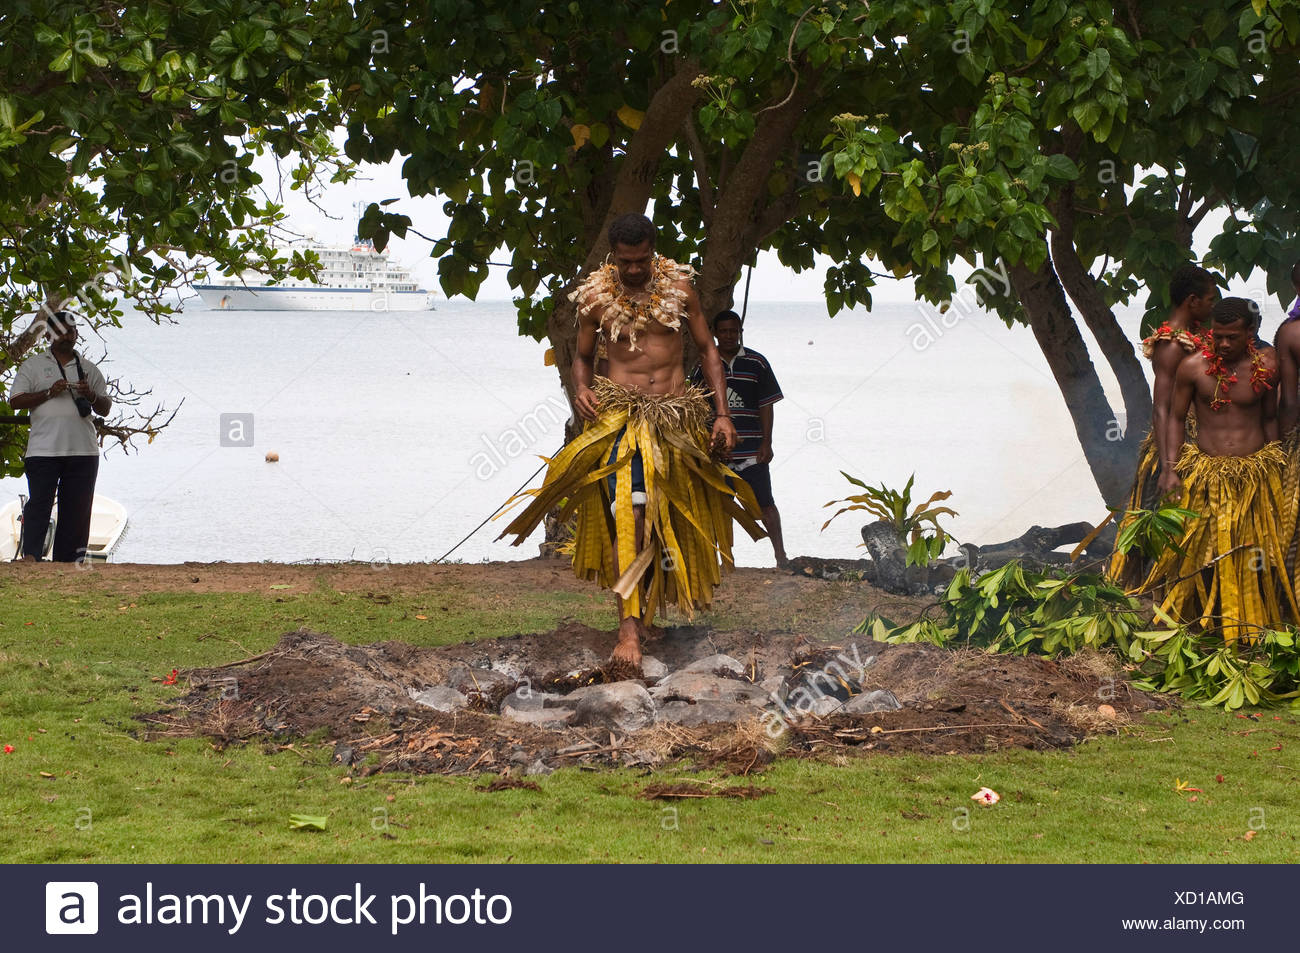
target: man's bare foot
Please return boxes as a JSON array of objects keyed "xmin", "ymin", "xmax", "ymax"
[{"xmin": 612, "ymin": 616, "xmax": 643, "ymax": 669}]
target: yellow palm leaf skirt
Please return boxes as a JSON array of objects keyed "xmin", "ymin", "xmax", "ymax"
[
  {"xmin": 1278, "ymin": 428, "xmax": 1300, "ymax": 589},
  {"xmin": 1109, "ymin": 414, "xmax": 1198, "ymax": 589},
  {"xmin": 1141, "ymin": 441, "xmax": 1299, "ymax": 643},
  {"xmin": 1108, "ymin": 430, "xmax": 1161, "ymax": 589},
  {"xmin": 497, "ymin": 377, "xmax": 767, "ymax": 623}
]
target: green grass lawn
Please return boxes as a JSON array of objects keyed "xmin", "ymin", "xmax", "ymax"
[{"xmin": 1, "ymin": 575, "xmax": 1296, "ymax": 863}]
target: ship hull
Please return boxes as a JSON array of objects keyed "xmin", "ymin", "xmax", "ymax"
[{"xmin": 194, "ymin": 285, "xmax": 434, "ymax": 312}]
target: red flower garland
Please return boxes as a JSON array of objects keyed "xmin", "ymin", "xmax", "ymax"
[
  {"xmin": 1141, "ymin": 322, "xmax": 1205, "ymax": 358},
  {"xmin": 1201, "ymin": 341, "xmax": 1274, "ymax": 411}
]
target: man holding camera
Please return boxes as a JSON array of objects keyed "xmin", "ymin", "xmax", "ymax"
[{"xmin": 8, "ymin": 311, "xmax": 111, "ymax": 561}]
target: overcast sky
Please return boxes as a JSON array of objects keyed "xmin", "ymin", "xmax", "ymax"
[
  {"xmin": 254, "ymin": 149, "xmax": 1281, "ymax": 314},
  {"xmin": 254, "ymin": 150, "xmax": 924, "ymax": 306}
]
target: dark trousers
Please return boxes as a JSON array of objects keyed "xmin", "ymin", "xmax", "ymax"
[{"xmin": 22, "ymin": 455, "xmax": 99, "ymax": 561}]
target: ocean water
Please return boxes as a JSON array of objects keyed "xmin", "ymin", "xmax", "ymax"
[{"xmin": 0, "ymin": 296, "xmax": 1172, "ymax": 566}]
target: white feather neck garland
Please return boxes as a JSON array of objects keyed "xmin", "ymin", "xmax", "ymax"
[{"xmin": 569, "ymin": 254, "xmax": 696, "ymax": 352}]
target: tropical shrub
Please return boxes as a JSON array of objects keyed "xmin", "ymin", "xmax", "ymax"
[{"xmin": 822, "ymin": 472, "xmax": 956, "ymax": 567}]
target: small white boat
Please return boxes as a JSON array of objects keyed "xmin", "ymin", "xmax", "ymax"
[
  {"xmin": 0, "ymin": 499, "xmax": 21, "ymax": 561},
  {"xmin": 86, "ymin": 496, "xmax": 128, "ymax": 560},
  {"xmin": 1, "ymin": 494, "xmax": 128, "ymax": 562}
]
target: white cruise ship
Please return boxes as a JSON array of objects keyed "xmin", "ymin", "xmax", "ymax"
[{"xmin": 193, "ymin": 238, "xmax": 435, "ymax": 312}]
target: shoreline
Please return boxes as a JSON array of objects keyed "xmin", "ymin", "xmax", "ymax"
[{"xmin": 0, "ymin": 556, "xmax": 929, "ymax": 638}]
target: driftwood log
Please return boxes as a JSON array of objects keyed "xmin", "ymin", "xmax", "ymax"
[
  {"xmin": 858, "ymin": 519, "xmax": 1114, "ymax": 595},
  {"xmin": 968, "ymin": 521, "xmax": 1114, "ymax": 571}
]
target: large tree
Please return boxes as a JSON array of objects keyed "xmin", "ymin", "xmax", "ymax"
[
  {"xmin": 350, "ymin": 0, "xmax": 1300, "ymax": 510},
  {"xmin": 0, "ymin": 0, "xmax": 371, "ymax": 474},
  {"xmin": 343, "ymin": 0, "xmax": 876, "ymax": 399},
  {"xmin": 12, "ymin": 0, "xmax": 1299, "ymax": 513},
  {"xmin": 813, "ymin": 0, "xmax": 1300, "ymax": 506}
]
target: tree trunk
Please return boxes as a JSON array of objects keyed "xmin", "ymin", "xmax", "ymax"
[
  {"xmin": 544, "ymin": 66, "xmax": 817, "ymax": 401},
  {"xmin": 1008, "ymin": 257, "xmax": 1136, "ymax": 508},
  {"xmin": 543, "ymin": 62, "xmax": 702, "ymax": 404},
  {"xmin": 695, "ymin": 77, "xmax": 820, "ymax": 321},
  {"xmin": 1, "ymin": 305, "xmax": 55, "ymax": 377},
  {"xmin": 1049, "ymin": 196, "xmax": 1152, "ymax": 457}
]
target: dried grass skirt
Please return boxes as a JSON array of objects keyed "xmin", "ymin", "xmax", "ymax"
[
  {"xmin": 497, "ymin": 378, "xmax": 766, "ymax": 623},
  {"xmin": 1140, "ymin": 442, "xmax": 1298, "ymax": 643}
]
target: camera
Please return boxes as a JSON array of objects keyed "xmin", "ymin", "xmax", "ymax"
[{"xmin": 73, "ymin": 395, "xmax": 93, "ymax": 418}]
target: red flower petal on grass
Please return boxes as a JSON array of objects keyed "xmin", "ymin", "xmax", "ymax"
[
  {"xmin": 3, "ymin": 745, "xmax": 13, "ymax": 754},
  {"xmin": 161, "ymin": 668, "xmax": 179, "ymax": 686}
]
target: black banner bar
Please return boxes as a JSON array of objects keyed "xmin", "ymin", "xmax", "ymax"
[{"xmin": 7, "ymin": 864, "xmax": 1292, "ymax": 951}]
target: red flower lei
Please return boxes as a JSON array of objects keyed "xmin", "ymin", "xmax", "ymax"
[
  {"xmin": 1202, "ymin": 341, "xmax": 1275, "ymax": 411},
  {"xmin": 1141, "ymin": 322, "xmax": 1205, "ymax": 359}
]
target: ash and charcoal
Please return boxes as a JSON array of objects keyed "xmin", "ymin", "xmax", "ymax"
[{"xmin": 148, "ymin": 623, "xmax": 1165, "ymax": 775}]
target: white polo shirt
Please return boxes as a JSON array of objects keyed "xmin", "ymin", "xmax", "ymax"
[{"xmin": 9, "ymin": 350, "xmax": 106, "ymax": 457}]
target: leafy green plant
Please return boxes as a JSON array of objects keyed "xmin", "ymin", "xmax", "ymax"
[
  {"xmin": 1130, "ymin": 621, "xmax": 1300, "ymax": 710},
  {"xmin": 856, "ymin": 561, "xmax": 1146, "ymax": 656},
  {"xmin": 858, "ymin": 560, "xmax": 1300, "ymax": 711},
  {"xmin": 1113, "ymin": 501, "xmax": 1200, "ymax": 560},
  {"xmin": 822, "ymin": 472, "xmax": 957, "ymax": 567}
]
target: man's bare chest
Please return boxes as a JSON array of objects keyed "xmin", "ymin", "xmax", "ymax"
[
  {"xmin": 600, "ymin": 308, "xmax": 682, "ymax": 339},
  {"xmin": 1196, "ymin": 360, "xmax": 1273, "ymax": 409}
]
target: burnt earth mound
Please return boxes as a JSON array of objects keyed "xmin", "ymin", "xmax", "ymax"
[{"xmin": 142, "ymin": 623, "xmax": 1168, "ymax": 776}]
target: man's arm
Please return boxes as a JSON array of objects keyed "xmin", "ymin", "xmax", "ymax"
[
  {"xmin": 1262, "ymin": 349, "xmax": 1280, "ymax": 442},
  {"xmin": 1278, "ymin": 326, "xmax": 1300, "ymax": 436},
  {"xmin": 1159, "ymin": 358, "xmax": 1198, "ymax": 495},
  {"xmin": 681, "ymin": 282, "xmax": 736, "ymax": 452},
  {"xmin": 81, "ymin": 380, "xmax": 111, "ymax": 416},
  {"xmin": 758, "ymin": 404, "xmax": 774, "ymax": 464},
  {"xmin": 756, "ymin": 357, "xmax": 781, "ymax": 464},
  {"xmin": 8, "ymin": 364, "xmax": 65, "ymax": 410},
  {"xmin": 1150, "ymin": 341, "xmax": 1183, "ymax": 478},
  {"xmin": 571, "ymin": 304, "xmax": 600, "ymax": 421}
]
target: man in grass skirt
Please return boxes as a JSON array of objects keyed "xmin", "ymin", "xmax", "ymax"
[
  {"xmin": 1108, "ymin": 265, "xmax": 1217, "ymax": 589},
  {"xmin": 1143, "ymin": 297, "xmax": 1299, "ymax": 642},
  {"xmin": 497, "ymin": 214, "xmax": 766, "ymax": 670}
]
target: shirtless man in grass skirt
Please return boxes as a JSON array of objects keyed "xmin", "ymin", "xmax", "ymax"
[
  {"xmin": 498, "ymin": 214, "xmax": 766, "ymax": 670},
  {"xmin": 1144, "ymin": 297, "xmax": 1299, "ymax": 643}
]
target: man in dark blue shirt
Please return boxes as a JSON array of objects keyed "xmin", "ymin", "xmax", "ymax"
[{"xmin": 691, "ymin": 310, "xmax": 788, "ymax": 566}]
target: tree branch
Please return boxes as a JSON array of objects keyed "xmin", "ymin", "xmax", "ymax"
[
  {"xmin": 697, "ymin": 69, "xmax": 822, "ymax": 313},
  {"xmin": 1008, "ymin": 256, "xmax": 1136, "ymax": 508},
  {"xmin": 749, "ymin": 154, "xmax": 802, "ymax": 248},
  {"xmin": 681, "ymin": 114, "xmax": 715, "ymax": 229},
  {"xmin": 756, "ymin": 4, "xmax": 817, "ymax": 116},
  {"xmin": 1050, "ymin": 187, "xmax": 1153, "ymax": 445},
  {"xmin": 544, "ymin": 58, "xmax": 704, "ymax": 400},
  {"xmin": 576, "ymin": 60, "xmax": 703, "ymax": 274}
]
